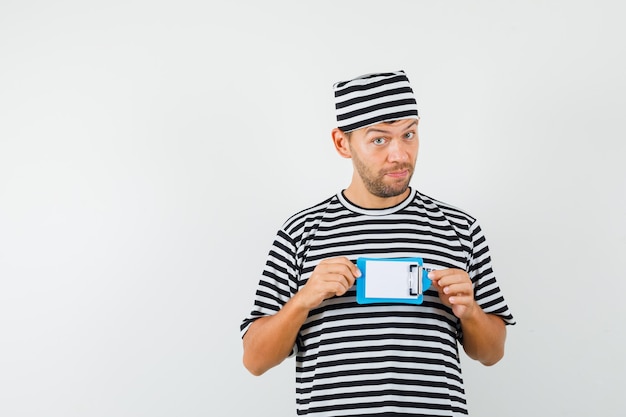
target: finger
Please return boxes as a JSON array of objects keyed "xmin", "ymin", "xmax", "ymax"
[
  {"xmin": 427, "ymin": 269, "xmax": 441, "ymax": 281},
  {"xmin": 442, "ymin": 282, "xmax": 472, "ymax": 296},
  {"xmin": 321, "ymin": 257, "xmax": 361, "ymax": 278},
  {"xmin": 428, "ymin": 269, "xmax": 453, "ymax": 286},
  {"xmin": 332, "ymin": 279, "xmax": 351, "ymax": 296},
  {"xmin": 319, "ymin": 273, "xmax": 355, "ymax": 298},
  {"xmin": 334, "ymin": 257, "xmax": 362, "ymax": 278},
  {"xmin": 330, "ymin": 271, "xmax": 354, "ymax": 289},
  {"xmin": 432, "ymin": 270, "xmax": 470, "ymax": 288},
  {"xmin": 448, "ymin": 294, "xmax": 474, "ymax": 307}
]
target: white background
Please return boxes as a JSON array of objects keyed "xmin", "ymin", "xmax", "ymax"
[{"xmin": 1, "ymin": 1, "xmax": 625, "ymax": 416}]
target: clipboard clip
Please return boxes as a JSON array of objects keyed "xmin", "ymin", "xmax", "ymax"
[{"xmin": 408, "ymin": 264, "xmax": 432, "ymax": 297}]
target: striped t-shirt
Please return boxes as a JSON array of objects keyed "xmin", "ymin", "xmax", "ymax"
[{"xmin": 241, "ymin": 188, "xmax": 515, "ymax": 416}]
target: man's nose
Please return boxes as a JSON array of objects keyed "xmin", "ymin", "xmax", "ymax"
[{"xmin": 387, "ymin": 140, "xmax": 409, "ymax": 162}]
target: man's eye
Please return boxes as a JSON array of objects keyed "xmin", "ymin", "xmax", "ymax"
[
  {"xmin": 405, "ymin": 132, "xmax": 415, "ymax": 139},
  {"xmin": 373, "ymin": 138, "xmax": 386, "ymax": 145}
]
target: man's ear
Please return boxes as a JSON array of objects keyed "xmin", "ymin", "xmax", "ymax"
[{"xmin": 331, "ymin": 128, "xmax": 352, "ymax": 159}]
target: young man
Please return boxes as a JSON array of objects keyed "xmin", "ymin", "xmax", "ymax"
[{"xmin": 240, "ymin": 70, "xmax": 515, "ymax": 416}]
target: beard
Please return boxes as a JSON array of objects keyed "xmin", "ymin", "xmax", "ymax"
[{"xmin": 351, "ymin": 151, "xmax": 414, "ymax": 198}]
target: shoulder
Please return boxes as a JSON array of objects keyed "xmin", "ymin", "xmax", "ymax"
[
  {"xmin": 413, "ymin": 190, "xmax": 477, "ymax": 230},
  {"xmin": 280, "ymin": 194, "xmax": 340, "ymax": 234}
]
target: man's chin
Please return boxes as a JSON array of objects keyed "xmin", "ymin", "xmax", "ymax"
[{"xmin": 374, "ymin": 182, "xmax": 411, "ymax": 199}]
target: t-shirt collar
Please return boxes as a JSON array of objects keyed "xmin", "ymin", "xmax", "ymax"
[{"xmin": 337, "ymin": 187, "xmax": 416, "ymax": 216}]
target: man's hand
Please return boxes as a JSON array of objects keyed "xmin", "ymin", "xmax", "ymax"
[
  {"xmin": 428, "ymin": 268, "xmax": 477, "ymax": 320},
  {"xmin": 294, "ymin": 257, "xmax": 361, "ymax": 310},
  {"xmin": 243, "ymin": 257, "xmax": 360, "ymax": 376},
  {"xmin": 429, "ymin": 268, "xmax": 507, "ymax": 366}
]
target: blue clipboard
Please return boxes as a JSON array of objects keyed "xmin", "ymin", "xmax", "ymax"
[{"xmin": 356, "ymin": 257, "xmax": 432, "ymax": 305}]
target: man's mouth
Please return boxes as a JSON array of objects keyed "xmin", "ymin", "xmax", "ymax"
[{"xmin": 384, "ymin": 168, "xmax": 411, "ymax": 179}]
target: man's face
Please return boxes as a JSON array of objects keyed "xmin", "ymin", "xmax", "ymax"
[{"xmin": 347, "ymin": 118, "xmax": 419, "ymax": 199}]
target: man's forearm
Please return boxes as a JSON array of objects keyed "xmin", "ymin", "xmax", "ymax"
[
  {"xmin": 242, "ymin": 295, "xmax": 310, "ymax": 376},
  {"xmin": 460, "ymin": 308, "xmax": 507, "ymax": 366}
]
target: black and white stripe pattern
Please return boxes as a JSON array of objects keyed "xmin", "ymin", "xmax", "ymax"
[
  {"xmin": 334, "ymin": 70, "xmax": 419, "ymax": 132},
  {"xmin": 241, "ymin": 188, "xmax": 515, "ymax": 416}
]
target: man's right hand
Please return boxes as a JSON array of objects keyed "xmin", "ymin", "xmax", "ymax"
[
  {"xmin": 243, "ymin": 256, "xmax": 362, "ymax": 375},
  {"xmin": 294, "ymin": 257, "xmax": 361, "ymax": 310}
]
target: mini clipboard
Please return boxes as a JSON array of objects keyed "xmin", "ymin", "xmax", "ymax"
[{"xmin": 356, "ymin": 257, "xmax": 432, "ymax": 305}]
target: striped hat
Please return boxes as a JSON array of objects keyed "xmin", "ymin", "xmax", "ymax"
[{"xmin": 333, "ymin": 70, "xmax": 419, "ymax": 132}]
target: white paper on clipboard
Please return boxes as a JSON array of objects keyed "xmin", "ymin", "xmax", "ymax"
[
  {"xmin": 355, "ymin": 257, "xmax": 431, "ymax": 305},
  {"xmin": 364, "ymin": 260, "xmax": 418, "ymax": 299}
]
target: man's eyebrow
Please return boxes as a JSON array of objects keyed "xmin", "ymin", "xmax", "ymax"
[
  {"xmin": 365, "ymin": 121, "xmax": 418, "ymax": 135},
  {"xmin": 365, "ymin": 127, "xmax": 392, "ymax": 134}
]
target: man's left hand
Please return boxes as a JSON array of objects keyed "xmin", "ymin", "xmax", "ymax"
[{"xmin": 428, "ymin": 268, "xmax": 477, "ymax": 320}]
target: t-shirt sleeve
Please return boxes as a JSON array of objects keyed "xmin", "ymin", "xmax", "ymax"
[
  {"xmin": 467, "ymin": 219, "xmax": 516, "ymax": 326},
  {"xmin": 240, "ymin": 227, "xmax": 301, "ymax": 356}
]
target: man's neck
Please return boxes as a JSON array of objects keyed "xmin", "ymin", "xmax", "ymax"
[{"xmin": 342, "ymin": 185, "xmax": 411, "ymax": 209}]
